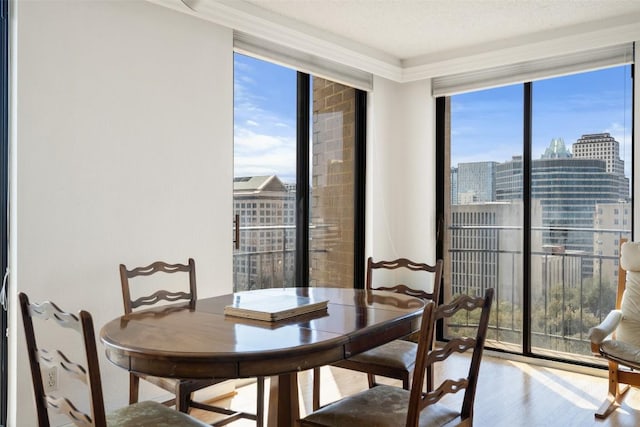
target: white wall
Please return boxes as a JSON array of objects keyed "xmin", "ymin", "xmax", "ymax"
[
  {"xmin": 366, "ymin": 76, "xmax": 437, "ymax": 289},
  {"xmin": 10, "ymin": 1, "xmax": 233, "ymax": 425}
]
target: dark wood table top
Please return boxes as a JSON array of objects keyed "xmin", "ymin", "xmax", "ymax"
[{"xmin": 100, "ymin": 287, "xmax": 425, "ymax": 426}]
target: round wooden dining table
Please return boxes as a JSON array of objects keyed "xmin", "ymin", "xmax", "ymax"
[{"xmin": 100, "ymin": 287, "xmax": 425, "ymax": 427}]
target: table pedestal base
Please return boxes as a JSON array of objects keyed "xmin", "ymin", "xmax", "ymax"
[{"xmin": 267, "ymin": 374, "xmax": 299, "ymax": 427}]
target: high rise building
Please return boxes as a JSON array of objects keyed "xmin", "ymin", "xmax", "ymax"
[
  {"xmin": 448, "ymin": 200, "xmax": 543, "ymax": 303},
  {"xmin": 233, "ymin": 175, "xmax": 296, "ymax": 291},
  {"xmin": 593, "ymin": 201, "xmax": 632, "ymax": 282},
  {"xmin": 573, "ymin": 133, "xmax": 629, "ymax": 200},
  {"xmin": 495, "ymin": 139, "xmax": 624, "ymax": 275},
  {"xmin": 541, "ymin": 137, "xmax": 571, "ymax": 159},
  {"xmin": 451, "ymin": 167, "xmax": 458, "ymax": 205},
  {"xmin": 456, "ymin": 161, "xmax": 497, "ymax": 203},
  {"xmin": 532, "ymin": 158, "xmax": 619, "ymax": 254},
  {"xmin": 496, "ymin": 155, "xmax": 522, "ymax": 201}
]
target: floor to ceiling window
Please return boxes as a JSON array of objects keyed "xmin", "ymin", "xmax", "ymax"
[
  {"xmin": 438, "ymin": 62, "xmax": 633, "ymax": 364},
  {"xmin": 445, "ymin": 84, "xmax": 524, "ymax": 351},
  {"xmin": 232, "ymin": 53, "xmax": 366, "ymax": 291},
  {"xmin": 232, "ymin": 54, "xmax": 297, "ymax": 291}
]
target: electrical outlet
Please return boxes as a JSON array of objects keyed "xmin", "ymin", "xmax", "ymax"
[{"xmin": 43, "ymin": 365, "xmax": 57, "ymax": 393}]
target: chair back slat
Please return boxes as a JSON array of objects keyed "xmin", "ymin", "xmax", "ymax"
[
  {"xmin": 28, "ymin": 300, "xmax": 82, "ymax": 333},
  {"xmin": 366, "ymin": 258, "xmax": 443, "ymax": 304},
  {"xmin": 39, "ymin": 349, "xmax": 88, "ymax": 384},
  {"xmin": 425, "ymin": 336, "xmax": 476, "ymax": 365},
  {"xmin": 129, "ymin": 289, "xmax": 193, "ymax": 310},
  {"xmin": 125, "ymin": 260, "xmax": 192, "ymax": 276},
  {"xmin": 19, "ymin": 292, "xmax": 107, "ymax": 427},
  {"xmin": 420, "ymin": 378, "xmax": 469, "ymax": 408},
  {"xmin": 120, "ymin": 258, "xmax": 196, "ymax": 314},
  {"xmin": 46, "ymin": 396, "xmax": 93, "ymax": 426},
  {"xmin": 368, "ymin": 257, "xmax": 443, "ymax": 357}
]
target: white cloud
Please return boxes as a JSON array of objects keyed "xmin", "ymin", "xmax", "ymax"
[{"xmin": 234, "ymin": 127, "xmax": 296, "ymax": 182}]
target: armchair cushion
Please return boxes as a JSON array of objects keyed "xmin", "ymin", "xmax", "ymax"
[
  {"xmin": 588, "ymin": 310, "xmax": 622, "ymax": 344},
  {"xmin": 621, "ymin": 271, "xmax": 640, "ymax": 323},
  {"xmin": 615, "ymin": 317, "xmax": 640, "ymax": 348},
  {"xmin": 620, "ymin": 241, "xmax": 640, "ymax": 272},
  {"xmin": 620, "ymin": 242, "xmax": 640, "ymax": 324},
  {"xmin": 601, "ymin": 338, "xmax": 640, "ymax": 365}
]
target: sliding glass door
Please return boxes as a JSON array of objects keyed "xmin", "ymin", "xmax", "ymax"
[
  {"xmin": 440, "ymin": 65, "xmax": 633, "ymax": 363},
  {"xmin": 232, "ymin": 54, "xmax": 297, "ymax": 291},
  {"xmin": 445, "ymin": 85, "xmax": 524, "ymax": 352},
  {"xmin": 529, "ymin": 68, "xmax": 632, "ymax": 359}
]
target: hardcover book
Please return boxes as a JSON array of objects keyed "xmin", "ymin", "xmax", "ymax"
[{"xmin": 224, "ymin": 293, "xmax": 329, "ymax": 322}]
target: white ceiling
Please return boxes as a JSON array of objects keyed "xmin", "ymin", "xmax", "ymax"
[
  {"xmin": 168, "ymin": 0, "xmax": 640, "ymax": 81},
  {"xmin": 242, "ymin": 0, "xmax": 640, "ymax": 63}
]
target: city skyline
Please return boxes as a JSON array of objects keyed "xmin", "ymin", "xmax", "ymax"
[{"xmin": 451, "ymin": 65, "xmax": 633, "ymax": 178}]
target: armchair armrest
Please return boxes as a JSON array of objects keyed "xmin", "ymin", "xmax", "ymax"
[{"xmin": 589, "ymin": 310, "xmax": 623, "ymax": 345}]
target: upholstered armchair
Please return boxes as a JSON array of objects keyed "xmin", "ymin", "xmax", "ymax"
[{"xmin": 589, "ymin": 239, "xmax": 640, "ymax": 418}]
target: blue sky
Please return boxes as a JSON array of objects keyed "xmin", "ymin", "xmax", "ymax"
[
  {"xmin": 234, "ymin": 54, "xmax": 297, "ymax": 183},
  {"xmin": 234, "ymin": 54, "xmax": 633, "ymax": 182}
]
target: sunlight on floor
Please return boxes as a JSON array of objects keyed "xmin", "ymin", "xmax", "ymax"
[{"xmin": 510, "ymin": 360, "xmax": 596, "ymax": 409}]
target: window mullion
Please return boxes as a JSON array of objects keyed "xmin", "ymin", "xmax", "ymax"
[
  {"xmin": 296, "ymin": 72, "xmax": 310, "ymax": 288},
  {"xmin": 523, "ymin": 82, "xmax": 532, "ymax": 355}
]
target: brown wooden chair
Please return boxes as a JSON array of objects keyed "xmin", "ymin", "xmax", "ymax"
[
  {"xmin": 312, "ymin": 257, "xmax": 443, "ymax": 410},
  {"xmin": 19, "ymin": 292, "xmax": 210, "ymax": 427},
  {"xmin": 588, "ymin": 238, "xmax": 640, "ymax": 419},
  {"xmin": 120, "ymin": 259, "xmax": 264, "ymax": 426},
  {"xmin": 301, "ymin": 287, "xmax": 494, "ymax": 426}
]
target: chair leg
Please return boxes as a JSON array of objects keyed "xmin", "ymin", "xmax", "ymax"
[
  {"xmin": 175, "ymin": 383, "xmax": 191, "ymax": 413},
  {"xmin": 129, "ymin": 373, "xmax": 140, "ymax": 404},
  {"xmin": 312, "ymin": 368, "xmax": 321, "ymax": 410},
  {"xmin": 256, "ymin": 376, "xmax": 265, "ymax": 427},
  {"xmin": 595, "ymin": 361, "xmax": 631, "ymax": 419},
  {"xmin": 367, "ymin": 373, "xmax": 377, "ymax": 388}
]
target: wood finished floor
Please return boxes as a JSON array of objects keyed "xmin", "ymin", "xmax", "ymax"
[{"xmin": 191, "ymin": 352, "xmax": 640, "ymax": 426}]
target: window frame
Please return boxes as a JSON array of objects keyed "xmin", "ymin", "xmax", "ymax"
[
  {"xmin": 234, "ymin": 56, "xmax": 367, "ymax": 289},
  {"xmin": 0, "ymin": 0, "xmax": 9, "ymax": 423},
  {"xmin": 435, "ymin": 66, "xmax": 634, "ymax": 367}
]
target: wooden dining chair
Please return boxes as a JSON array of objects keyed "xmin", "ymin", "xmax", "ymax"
[
  {"xmin": 301, "ymin": 287, "xmax": 494, "ymax": 427},
  {"xmin": 312, "ymin": 257, "xmax": 443, "ymax": 410},
  {"xmin": 19, "ymin": 292, "xmax": 210, "ymax": 427},
  {"xmin": 120, "ymin": 259, "xmax": 265, "ymax": 426},
  {"xmin": 588, "ymin": 238, "xmax": 640, "ymax": 418}
]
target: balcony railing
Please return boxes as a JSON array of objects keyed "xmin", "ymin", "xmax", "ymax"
[
  {"xmin": 232, "ymin": 222, "xmax": 628, "ymax": 362},
  {"xmin": 232, "ymin": 223, "xmax": 340, "ymax": 291},
  {"xmin": 446, "ymin": 224, "xmax": 630, "ymax": 361}
]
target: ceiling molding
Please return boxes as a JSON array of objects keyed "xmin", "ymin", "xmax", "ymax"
[
  {"xmin": 402, "ymin": 13, "xmax": 640, "ymax": 82},
  {"xmin": 148, "ymin": 0, "xmax": 639, "ymax": 84},
  {"xmin": 149, "ymin": 0, "xmax": 403, "ymax": 81}
]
